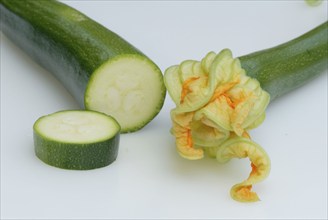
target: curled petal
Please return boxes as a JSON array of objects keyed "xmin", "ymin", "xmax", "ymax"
[
  {"xmin": 247, "ymin": 113, "xmax": 266, "ymax": 130},
  {"xmin": 231, "ymin": 100, "xmax": 253, "ymax": 136},
  {"xmin": 191, "ymin": 117, "xmax": 230, "ymax": 147},
  {"xmin": 171, "ymin": 111, "xmax": 204, "ymax": 160},
  {"xmin": 176, "ymin": 76, "xmax": 212, "ymax": 113},
  {"xmin": 209, "ymin": 49, "xmax": 236, "ymax": 84},
  {"xmin": 201, "ymin": 51, "xmax": 217, "ymax": 73},
  {"xmin": 216, "ymin": 137, "xmax": 271, "ymax": 202},
  {"xmin": 203, "ymin": 146, "xmax": 221, "ymax": 158},
  {"xmin": 174, "ymin": 123, "xmax": 204, "ymax": 160},
  {"xmin": 179, "ymin": 60, "xmax": 206, "ymax": 83},
  {"xmin": 164, "ymin": 65, "xmax": 182, "ymax": 105}
]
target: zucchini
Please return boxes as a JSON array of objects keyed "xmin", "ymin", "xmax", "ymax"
[
  {"xmin": 163, "ymin": 22, "xmax": 327, "ymax": 202},
  {"xmin": 33, "ymin": 110, "xmax": 120, "ymax": 170},
  {"xmin": 0, "ymin": 0, "xmax": 166, "ymax": 133},
  {"xmin": 239, "ymin": 21, "xmax": 328, "ymax": 101}
]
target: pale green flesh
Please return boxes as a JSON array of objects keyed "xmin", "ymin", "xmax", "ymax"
[
  {"xmin": 34, "ymin": 111, "xmax": 120, "ymax": 144},
  {"xmin": 85, "ymin": 55, "xmax": 165, "ymax": 132}
]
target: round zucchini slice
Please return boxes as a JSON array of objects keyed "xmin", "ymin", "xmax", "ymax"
[{"xmin": 33, "ymin": 110, "xmax": 120, "ymax": 170}]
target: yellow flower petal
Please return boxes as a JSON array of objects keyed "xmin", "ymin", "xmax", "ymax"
[
  {"xmin": 164, "ymin": 65, "xmax": 182, "ymax": 105},
  {"xmin": 201, "ymin": 51, "xmax": 217, "ymax": 73},
  {"xmin": 191, "ymin": 117, "xmax": 230, "ymax": 147},
  {"xmin": 216, "ymin": 137, "xmax": 271, "ymax": 202},
  {"xmin": 171, "ymin": 111, "xmax": 204, "ymax": 160},
  {"xmin": 164, "ymin": 49, "xmax": 271, "ymax": 202}
]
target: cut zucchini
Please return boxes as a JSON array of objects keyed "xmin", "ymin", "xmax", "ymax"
[
  {"xmin": 33, "ymin": 110, "xmax": 120, "ymax": 170},
  {"xmin": 0, "ymin": 0, "xmax": 166, "ymax": 133}
]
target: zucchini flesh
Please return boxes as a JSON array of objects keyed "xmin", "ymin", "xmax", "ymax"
[
  {"xmin": 33, "ymin": 110, "xmax": 120, "ymax": 170},
  {"xmin": 239, "ymin": 21, "xmax": 328, "ymax": 101},
  {"xmin": 86, "ymin": 55, "xmax": 164, "ymax": 131},
  {"xmin": 0, "ymin": 0, "xmax": 166, "ymax": 133}
]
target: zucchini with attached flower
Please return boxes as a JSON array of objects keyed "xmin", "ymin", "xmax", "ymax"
[
  {"xmin": 0, "ymin": 0, "xmax": 166, "ymax": 133},
  {"xmin": 164, "ymin": 22, "xmax": 327, "ymax": 202}
]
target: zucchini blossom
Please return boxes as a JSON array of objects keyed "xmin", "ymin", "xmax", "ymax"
[{"xmin": 164, "ymin": 49, "xmax": 271, "ymax": 202}]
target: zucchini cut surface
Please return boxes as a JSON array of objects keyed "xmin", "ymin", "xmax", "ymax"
[{"xmin": 86, "ymin": 55, "xmax": 165, "ymax": 133}]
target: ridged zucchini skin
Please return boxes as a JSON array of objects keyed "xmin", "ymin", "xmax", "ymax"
[
  {"xmin": 0, "ymin": 0, "xmax": 166, "ymax": 132},
  {"xmin": 239, "ymin": 21, "xmax": 328, "ymax": 101},
  {"xmin": 34, "ymin": 131, "xmax": 120, "ymax": 170}
]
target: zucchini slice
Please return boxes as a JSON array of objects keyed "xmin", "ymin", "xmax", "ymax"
[
  {"xmin": 0, "ymin": 0, "xmax": 166, "ymax": 133},
  {"xmin": 33, "ymin": 110, "xmax": 120, "ymax": 170}
]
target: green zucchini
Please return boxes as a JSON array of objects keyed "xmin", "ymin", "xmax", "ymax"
[
  {"xmin": 0, "ymin": 0, "xmax": 166, "ymax": 133},
  {"xmin": 163, "ymin": 22, "xmax": 327, "ymax": 202},
  {"xmin": 239, "ymin": 21, "xmax": 328, "ymax": 101},
  {"xmin": 33, "ymin": 110, "xmax": 120, "ymax": 170}
]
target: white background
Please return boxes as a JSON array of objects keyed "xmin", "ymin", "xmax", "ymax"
[{"xmin": 1, "ymin": 1, "xmax": 327, "ymax": 219}]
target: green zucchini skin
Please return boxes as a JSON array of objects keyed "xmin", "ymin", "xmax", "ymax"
[
  {"xmin": 0, "ymin": 0, "xmax": 166, "ymax": 132},
  {"xmin": 239, "ymin": 21, "xmax": 328, "ymax": 101},
  {"xmin": 1, "ymin": 0, "xmax": 128, "ymax": 105},
  {"xmin": 34, "ymin": 132, "xmax": 120, "ymax": 170}
]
